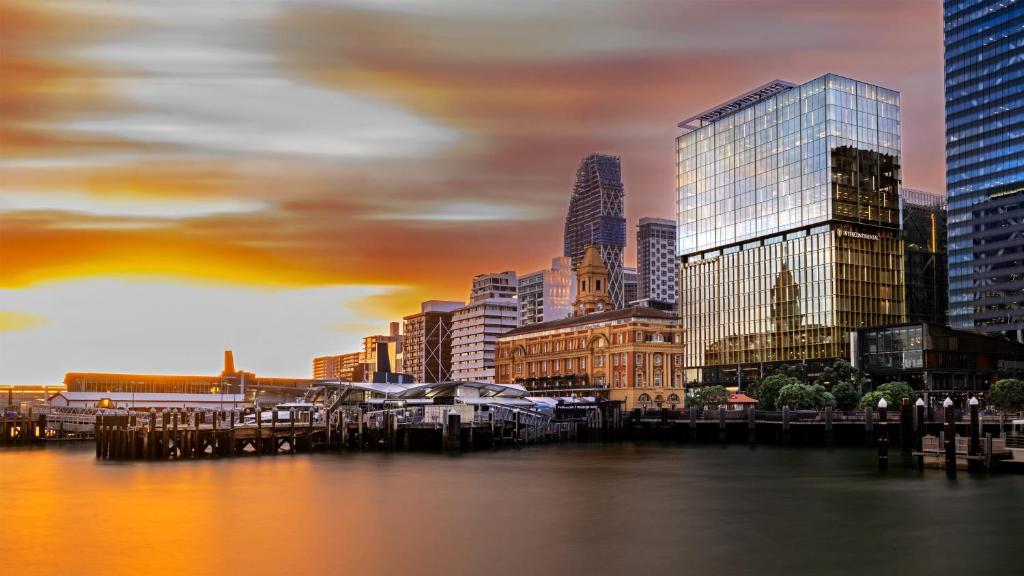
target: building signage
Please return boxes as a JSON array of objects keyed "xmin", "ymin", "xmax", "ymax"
[{"xmin": 838, "ymin": 230, "xmax": 879, "ymax": 241}]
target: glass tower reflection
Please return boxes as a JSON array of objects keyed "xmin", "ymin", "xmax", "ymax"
[{"xmin": 677, "ymin": 74, "xmax": 906, "ymax": 387}]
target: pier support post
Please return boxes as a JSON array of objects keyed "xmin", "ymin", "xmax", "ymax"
[
  {"xmin": 877, "ymin": 400, "xmax": 888, "ymax": 472},
  {"xmin": 943, "ymin": 398, "xmax": 956, "ymax": 477},
  {"xmin": 688, "ymin": 406, "xmax": 697, "ymax": 442},
  {"xmin": 915, "ymin": 399, "xmax": 925, "ymax": 470},
  {"xmin": 968, "ymin": 397, "xmax": 980, "ymax": 472},
  {"xmin": 446, "ymin": 413, "xmax": 461, "ymax": 451},
  {"xmin": 718, "ymin": 406, "xmax": 726, "ymax": 443},
  {"xmin": 782, "ymin": 407, "xmax": 790, "ymax": 445},
  {"xmin": 899, "ymin": 398, "xmax": 913, "ymax": 454},
  {"xmin": 824, "ymin": 406, "xmax": 833, "ymax": 447},
  {"xmin": 747, "ymin": 406, "xmax": 756, "ymax": 444},
  {"xmin": 864, "ymin": 406, "xmax": 873, "ymax": 446},
  {"xmin": 172, "ymin": 410, "xmax": 179, "ymax": 459}
]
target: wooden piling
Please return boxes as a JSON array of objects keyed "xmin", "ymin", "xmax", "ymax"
[
  {"xmin": 899, "ymin": 398, "xmax": 913, "ymax": 454},
  {"xmin": 782, "ymin": 407, "xmax": 790, "ymax": 445},
  {"xmin": 824, "ymin": 406, "xmax": 833, "ymax": 447},
  {"xmin": 944, "ymin": 405, "xmax": 956, "ymax": 476},
  {"xmin": 915, "ymin": 401, "xmax": 925, "ymax": 470},
  {"xmin": 864, "ymin": 406, "xmax": 873, "ymax": 446},
  {"xmin": 747, "ymin": 406, "xmax": 756, "ymax": 444},
  {"xmin": 718, "ymin": 407, "xmax": 726, "ymax": 443},
  {"xmin": 877, "ymin": 403, "xmax": 888, "ymax": 471}
]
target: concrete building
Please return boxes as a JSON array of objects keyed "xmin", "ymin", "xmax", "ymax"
[
  {"xmin": 360, "ymin": 322, "xmax": 403, "ymax": 381},
  {"xmin": 636, "ymin": 217, "xmax": 679, "ymax": 306},
  {"xmin": 451, "ymin": 271, "xmax": 519, "ymax": 383},
  {"xmin": 403, "ymin": 300, "xmax": 463, "ymax": 383},
  {"xmin": 944, "ymin": 1, "xmax": 1024, "ymax": 342},
  {"xmin": 312, "ymin": 351, "xmax": 361, "ymax": 380},
  {"xmin": 496, "ymin": 246, "xmax": 685, "ymax": 410},
  {"xmin": 677, "ymin": 75, "xmax": 906, "ymax": 388},
  {"xmin": 518, "ymin": 256, "xmax": 576, "ymax": 327},
  {"xmin": 902, "ymin": 189, "xmax": 948, "ymax": 325},
  {"xmin": 564, "ymin": 153, "xmax": 627, "ymax": 309}
]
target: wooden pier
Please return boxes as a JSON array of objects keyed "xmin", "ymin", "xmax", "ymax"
[
  {"xmin": 1, "ymin": 407, "xmax": 46, "ymax": 446},
  {"xmin": 93, "ymin": 404, "xmax": 618, "ymax": 461}
]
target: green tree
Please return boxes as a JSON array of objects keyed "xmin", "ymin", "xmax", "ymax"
[
  {"xmin": 777, "ymin": 382, "xmax": 835, "ymax": 409},
  {"xmin": 988, "ymin": 378, "xmax": 1024, "ymax": 411},
  {"xmin": 749, "ymin": 374, "xmax": 798, "ymax": 410},
  {"xmin": 773, "ymin": 363, "xmax": 808, "ymax": 383},
  {"xmin": 831, "ymin": 382, "xmax": 860, "ymax": 411},
  {"xmin": 690, "ymin": 385, "xmax": 729, "ymax": 408},
  {"xmin": 814, "ymin": 359, "xmax": 870, "ymax": 393},
  {"xmin": 860, "ymin": 381, "xmax": 916, "ymax": 408}
]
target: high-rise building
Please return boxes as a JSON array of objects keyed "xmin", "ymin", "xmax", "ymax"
[
  {"xmin": 518, "ymin": 256, "xmax": 576, "ymax": 327},
  {"xmin": 312, "ymin": 351, "xmax": 361, "ymax": 380},
  {"xmin": 564, "ymin": 153, "xmax": 627, "ymax": 309},
  {"xmin": 903, "ymin": 189, "xmax": 948, "ymax": 325},
  {"xmin": 623, "ymin": 267, "xmax": 638, "ymax": 306},
  {"xmin": 944, "ymin": 0, "xmax": 1024, "ymax": 343},
  {"xmin": 636, "ymin": 217, "xmax": 679, "ymax": 306},
  {"xmin": 403, "ymin": 300, "xmax": 463, "ymax": 383},
  {"xmin": 677, "ymin": 75, "xmax": 906, "ymax": 387},
  {"xmin": 451, "ymin": 271, "xmax": 519, "ymax": 383}
]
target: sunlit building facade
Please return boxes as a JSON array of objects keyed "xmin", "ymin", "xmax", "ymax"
[
  {"xmin": 312, "ymin": 351, "xmax": 361, "ymax": 380},
  {"xmin": 677, "ymin": 74, "xmax": 906, "ymax": 387},
  {"xmin": 564, "ymin": 153, "xmax": 627, "ymax": 309},
  {"xmin": 944, "ymin": 0, "xmax": 1024, "ymax": 342},
  {"xmin": 403, "ymin": 300, "xmax": 463, "ymax": 383},
  {"xmin": 451, "ymin": 271, "xmax": 519, "ymax": 383}
]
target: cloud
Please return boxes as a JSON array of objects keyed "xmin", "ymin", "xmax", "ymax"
[{"xmin": 0, "ymin": 311, "xmax": 48, "ymax": 333}]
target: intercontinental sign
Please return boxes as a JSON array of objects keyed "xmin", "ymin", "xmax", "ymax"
[{"xmin": 837, "ymin": 229, "xmax": 879, "ymax": 241}]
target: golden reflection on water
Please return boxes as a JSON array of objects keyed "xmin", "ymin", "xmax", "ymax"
[{"xmin": 1, "ymin": 444, "xmax": 1021, "ymax": 576}]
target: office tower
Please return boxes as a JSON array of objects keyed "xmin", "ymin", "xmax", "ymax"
[
  {"xmin": 677, "ymin": 75, "xmax": 905, "ymax": 387},
  {"xmin": 564, "ymin": 153, "xmax": 627, "ymax": 309},
  {"xmin": 637, "ymin": 217, "xmax": 679, "ymax": 305},
  {"xmin": 902, "ymin": 189, "xmax": 948, "ymax": 325},
  {"xmin": 623, "ymin": 267, "xmax": 638, "ymax": 305},
  {"xmin": 944, "ymin": 0, "xmax": 1024, "ymax": 342},
  {"xmin": 451, "ymin": 271, "xmax": 519, "ymax": 383},
  {"xmin": 403, "ymin": 300, "xmax": 464, "ymax": 383},
  {"xmin": 518, "ymin": 256, "xmax": 576, "ymax": 327}
]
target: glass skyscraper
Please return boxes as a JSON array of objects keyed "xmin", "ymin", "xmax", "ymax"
[
  {"xmin": 944, "ymin": 0, "xmax": 1024, "ymax": 342},
  {"xmin": 677, "ymin": 74, "xmax": 906, "ymax": 387},
  {"xmin": 564, "ymin": 153, "xmax": 627, "ymax": 309}
]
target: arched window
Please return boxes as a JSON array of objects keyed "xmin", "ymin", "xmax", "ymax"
[
  {"xmin": 638, "ymin": 393, "xmax": 652, "ymax": 407},
  {"xmin": 668, "ymin": 393, "xmax": 680, "ymax": 406},
  {"xmin": 652, "ymin": 333, "xmax": 665, "ymax": 343}
]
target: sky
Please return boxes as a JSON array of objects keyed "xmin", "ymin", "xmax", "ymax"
[{"xmin": 0, "ymin": 0, "xmax": 945, "ymax": 384}]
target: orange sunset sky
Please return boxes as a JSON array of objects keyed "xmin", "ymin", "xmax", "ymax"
[{"xmin": 1, "ymin": 0, "xmax": 945, "ymax": 384}]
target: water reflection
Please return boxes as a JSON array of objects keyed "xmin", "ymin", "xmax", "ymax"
[{"xmin": 1, "ymin": 444, "xmax": 1019, "ymax": 575}]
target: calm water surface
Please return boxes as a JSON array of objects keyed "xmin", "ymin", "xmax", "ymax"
[{"xmin": 1, "ymin": 443, "xmax": 1019, "ymax": 575}]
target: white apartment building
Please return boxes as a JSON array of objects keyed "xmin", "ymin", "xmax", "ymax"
[
  {"xmin": 518, "ymin": 256, "xmax": 576, "ymax": 327},
  {"xmin": 451, "ymin": 271, "xmax": 519, "ymax": 383}
]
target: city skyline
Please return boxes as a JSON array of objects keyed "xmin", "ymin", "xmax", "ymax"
[{"xmin": 1, "ymin": 1, "xmax": 946, "ymax": 384}]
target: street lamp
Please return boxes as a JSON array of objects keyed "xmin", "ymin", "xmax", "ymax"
[{"xmin": 877, "ymin": 398, "xmax": 887, "ymax": 409}]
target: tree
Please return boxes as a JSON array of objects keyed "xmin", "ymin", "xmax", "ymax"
[
  {"xmin": 749, "ymin": 374, "xmax": 799, "ymax": 410},
  {"xmin": 777, "ymin": 382, "xmax": 835, "ymax": 410},
  {"xmin": 689, "ymin": 385, "xmax": 729, "ymax": 408},
  {"xmin": 860, "ymin": 381, "xmax": 916, "ymax": 408},
  {"xmin": 773, "ymin": 363, "xmax": 808, "ymax": 383},
  {"xmin": 831, "ymin": 382, "xmax": 860, "ymax": 411},
  {"xmin": 988, "ymin": 378, "xmax": 1024, "ymax": 412},
  {"xmin": 814, "ymin": 359, "xmax": 870, "ymax": 393}
]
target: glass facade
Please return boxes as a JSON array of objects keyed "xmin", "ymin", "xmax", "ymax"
[
  {"xmin": 944, "ymin": 0, "xmax": 1024, "ymax": 342},
  {"xmin": 676, "ymin": 74, "xmax": 906, "ymax": 386}
]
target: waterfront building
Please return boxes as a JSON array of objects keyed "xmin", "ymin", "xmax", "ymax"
[
  {"xmin": 451, "ymin": 271, "xmax": 519, "ymax": 383},
  {"xmin": 63, "ymin": 351, "xmax": 313, "ymax": 405},
  {"xmin": 403, "ymin": 300, "xmax": 464, "ymax": 383},
  {"xmin": 902, "ymin": 189, "xmax": 948, "ymax": 325},
  {"xmin": 518, "ymin": 256, "xmax": 576, "ymax": 327},
  {"xmin": 637, "ymin": 217, "xmax": 679, "ymax": 306},
  {"xmin": 852, "ymin": 322, "xmax": 1024, "ymax": 396},
  {"xmin": 623, "ymin": 267, "xmax": 638, "ymax": 306},
  {"xmin": 312, "ymin": 351, "xmax": 361, "ymax": 380},
  {"xmin": 496, "ymin": 247, "xmax": 684, "ymax": 410},
  {"xmin": 944, "ymin": 0, "xmax": 1024, "ymax": 342},
  {"xmin": 677, "ymin": 75, "xmax": 906, "ymax": 388},
  {"xmin": 564, "ymin": 153, "xmax": 627, "ymax": 309}
]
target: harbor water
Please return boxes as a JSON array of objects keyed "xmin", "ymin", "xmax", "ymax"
[{"xmin": 1, "ymin": 443, "xmax": 1019, "ymax": 575}]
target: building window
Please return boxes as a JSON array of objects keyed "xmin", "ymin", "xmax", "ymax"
[
  {"xmin": 668, "ymin": 393, "xmax": 680, "ymax": 406},
  {"xmin": 635, "ymin": 353, "xmax": 643, "ymax": 364},
  {"xmin": 636, "ymin": 331, "xmax": 644, "ymax": 342},
  {"xmin": 595, "ymin": 355, "xmax": 605, "ymax": 367},
  {"xmin": 638, "ymin": 393, "xmax": 652, "ymax": 407},
  {"xmin": 654, "ymin": 372, "xmax": 662, "ymax": 387}
]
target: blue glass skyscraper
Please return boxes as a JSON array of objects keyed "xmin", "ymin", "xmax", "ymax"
[{"xmin": 944, "ymin": 0, "xmax": 1024, "ymax": 342}]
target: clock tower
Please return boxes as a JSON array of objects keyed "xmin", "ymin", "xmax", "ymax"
[{"xmin": 573, "ymin": 244, "xmax": 612, "ymax": 316}]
